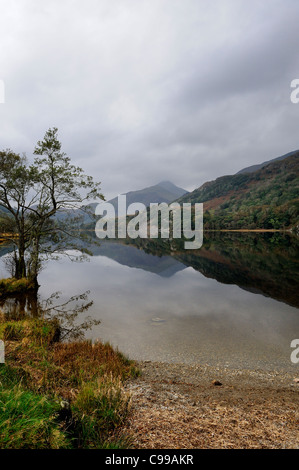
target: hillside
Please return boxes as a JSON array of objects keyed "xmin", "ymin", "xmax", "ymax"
[{"xmin": 177, "ymin": 152, "xmax": 299, "ymax": 230}]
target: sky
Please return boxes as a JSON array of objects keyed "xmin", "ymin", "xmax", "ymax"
[{"xmin": 0, "ymin": 0, "xmax": 298, "ymax": 200}]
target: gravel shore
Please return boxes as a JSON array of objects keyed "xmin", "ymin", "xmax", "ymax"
[{"xmin": 124, "ymin": 361, "xmax": 299, "ymax": 449}]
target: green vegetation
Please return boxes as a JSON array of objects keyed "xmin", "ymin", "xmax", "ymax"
[
  {"xmin": 178, "ymin": 153, "xmax": 299, "ymax": 230},
  {"xmin": 0, "ymin": 311, "xmax": 139, "ymax": 449},
  {"xmin": 0, "ymin": 278, "xmax": 36, "ymax": 297},
  {"xmin": 0, "ymin": 387, "xmax": 70, "ymax": 449}
]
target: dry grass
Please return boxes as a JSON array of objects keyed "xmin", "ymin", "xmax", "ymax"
[
  {"xmin": 53, "ymin": 341, "xmax": 139, "ymax": 382},
  {"xmin": 2, "ymin": 325, "xmax": 139, "ymax": 399}
]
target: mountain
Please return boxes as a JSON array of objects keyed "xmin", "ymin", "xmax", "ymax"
[
  {"xmin": 107, "ymin": 180, "xmax": 188, "ymax": 215},
  {"xmin": 177, "ymin": 151, "xmax": 299, "ymax": 230},
  {"xmin": 16, "ymin": 181, "xmax": 188, "ymax": 228},
  {"xmin": 0, "ymin": 206, "xmax": 12, "ymax": 220},
  {"xmin": 52, "ymin": 180, "xmax": 188, "ymax": 226},
  {"xmin": 236, "ymin": 150, "xmax": 299, "ymax": 174}
]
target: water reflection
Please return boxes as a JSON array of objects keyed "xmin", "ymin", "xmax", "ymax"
[
  {"xmin": 0, "ymin": 289, "xmax": 98, "ymax": 341},
  {"xmin": 124, "ymin": 232, "xmax": 299, "ymax": 308},
  {"xmin": 0, "ymin": 292, "xmax": 39, "ymax": 318},
  {"xmin": 1, "ymin": 232, "xmax": 298, "ymax": 371}
]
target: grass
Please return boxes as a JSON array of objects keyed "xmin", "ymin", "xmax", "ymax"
[
  {"xmin": 0, "ymin": 310, "xmax": 140, "ymax": 449},
  {"xmin": 0, "ymin": 386, "xmax": 70, "ymax": 449},
  {"xmin": 72, "ymin": 376, "xmax": 132, "ymax": 448}
]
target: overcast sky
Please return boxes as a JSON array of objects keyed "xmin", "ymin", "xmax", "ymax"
[{"xmin": 0, "ymin": 0, "xmax": 298, "ymax": 200}]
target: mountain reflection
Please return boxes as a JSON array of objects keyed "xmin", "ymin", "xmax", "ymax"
[
  {"xmin": 99, "ymin": 232, "xmax": 299, "ymax": 309},
  {"xmin": 1, "ymin": 232, "xmax": 299, "ymax": 309}
]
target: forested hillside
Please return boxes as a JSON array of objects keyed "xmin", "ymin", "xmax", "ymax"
[{"xmin": 178, "ymin": 152, "xmax": 299, "ymax": 230}]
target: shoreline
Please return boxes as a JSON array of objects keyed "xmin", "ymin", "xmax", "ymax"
[
  {"xmin": 124, "ymin": 360, "xmax": 299, "ymax": 449},
  {"xmin": 1, "ymin": 306, "xmax": 298, "ymax": 449}
]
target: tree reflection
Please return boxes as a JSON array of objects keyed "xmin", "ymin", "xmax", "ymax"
[{"xmin": 0, "ymin": 290, "xmax": 100, "ymax": 341}]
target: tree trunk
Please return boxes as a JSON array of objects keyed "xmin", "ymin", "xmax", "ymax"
[
  {"xmin": 14, "ymin": 236, "xmax": 26, "ymax": 279},
  {"xmin": 28, "ymin": 236, "xmax": 41, "ymax": 288}
]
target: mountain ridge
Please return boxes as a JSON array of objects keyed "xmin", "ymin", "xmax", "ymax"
[
  {"xmin": 177, "ymin": 151, "xmax": 299, "ymax": 230},
  {"xmin": 236, "ymin": 149, "xmax": 299, "ymax": 174}
]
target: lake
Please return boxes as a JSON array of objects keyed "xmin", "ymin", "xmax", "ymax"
[{"xmin": 0, "ymin": 232, "xmax": 298, "ymax": 372}]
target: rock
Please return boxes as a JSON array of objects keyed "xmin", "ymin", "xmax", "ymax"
[
  {"xmin": 293, "ymin": 378, "xmax": 299, "ymax": 384},
  {"xmin": 211, "ymin": 380, "xmax": 222, "ymax": 386}
]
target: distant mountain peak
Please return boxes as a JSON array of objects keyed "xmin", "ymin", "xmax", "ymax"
[
  {"xmin": 157, "ymin": 180, "xmax": 176, "ymax": 187},
  {"xmin": 157, "ymin": 180, "xmax": 188, "ymax": 193},
  {"xmin": 107, "ymin": 181, "xmax": 188, "ymax": 214}
]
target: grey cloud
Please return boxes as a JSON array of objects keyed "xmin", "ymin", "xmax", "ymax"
[{"xmin": 0, "ymin": 0, "xmax": 298, "ymax": 200}]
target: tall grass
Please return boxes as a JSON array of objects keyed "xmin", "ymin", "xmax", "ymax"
[
  {"xmin": 72, "ymin": 375, "xmax": 131, "ymax": 448},
  {"xmin": 0, "ymin": 313, "xmax": 139, "ymax": 449},
  {"xmin": 0, "ymin": 385, "xmax": 70, "ymax": 449}
]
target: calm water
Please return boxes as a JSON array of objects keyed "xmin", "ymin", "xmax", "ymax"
[{"xmin": 1, "ymin": 233, "xmax": 299, "ymax": 372}]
